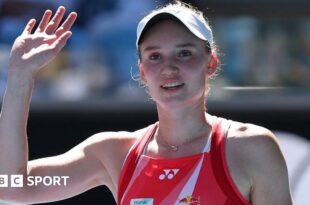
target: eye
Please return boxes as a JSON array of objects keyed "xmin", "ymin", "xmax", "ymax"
[
  {"xmin": 149, "ymin": 53, "xmax": 161, "ymax": 60},
  {"xmin": 178, "ymin": 50, "xmax": 192, "ymax": 57}
]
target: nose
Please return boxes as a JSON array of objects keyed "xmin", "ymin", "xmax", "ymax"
[{"xmin": 160, "ymin": 57, "xmax": 179, "ymax": 76}]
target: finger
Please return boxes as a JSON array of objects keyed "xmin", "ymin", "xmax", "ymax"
[
  {"xmin": 55, "ymin": 12, "xmax": 77, "ymax": 37},
  {"xmin": 49, "ymin": 31, "xmax": 72, "ymax": 54},
  {"xmin": 45, "ymin": 6, "xmax": 66, "ymax": 34},
  {"xmin": 21, "ymin": 19, "xmax": 36, "ymax": 35},
  {"xmin": 35, "ymin": 10, "xmax": 53, "ymax": 33},
  {"xmin": 60, "ymin": 12, "xmax": 77, "ymax": 31}
]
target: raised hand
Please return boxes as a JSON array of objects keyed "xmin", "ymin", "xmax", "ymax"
[{"xmin": 9, "ymin": 6, "xmax": 77, "ymax": 77}]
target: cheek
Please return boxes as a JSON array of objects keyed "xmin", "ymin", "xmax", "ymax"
[
  {"xmin": 140, "ymin": 62, "xmax": 159, "ymax": 81},
  {"xmin": 180, "ymin": 56, "xmax": 208, "ymax": 77}
]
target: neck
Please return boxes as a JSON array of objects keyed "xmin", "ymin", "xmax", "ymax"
[{"xmin": 155, "ymin": 99, "xmax": 212, "ymax": 147}]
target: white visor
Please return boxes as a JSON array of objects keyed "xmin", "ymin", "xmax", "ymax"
[{"xmin": 136, "ymin": 6, "xmax": 213, "ymax": 47}]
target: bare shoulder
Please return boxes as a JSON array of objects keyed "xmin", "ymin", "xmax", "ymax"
[
  {"xmin": 227, "ymin": 121, "xmax": 283, "ymax": 165},
  {"xmin": 226, "ymin": 121, "xmax": 293, "ymax": 204},
  {"xmin": 78, "ymin": 126, "xmax": 150, "ymax": 193},
  {"xmin": 83, "ymin": 126, "xmax": 149, "ymax": 164},
  {"xmin": 228, "ymin": 120, "xmax": 275, "ymax": 139},
  {"xmin": 84, "ymin": 127, "xmax": 148, "ymax": 152},
  {"xmin": 227, "ymin": 121, "xmax": 286, "ymax": 174}
]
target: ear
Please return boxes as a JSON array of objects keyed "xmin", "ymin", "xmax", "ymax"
[
  {"xmin": 139, "ymin": 63, "xmax": 146, "ymax": 83},
  {"xmin": 207, "ymin": 53, "xmax": 219, "ymax": 76}
]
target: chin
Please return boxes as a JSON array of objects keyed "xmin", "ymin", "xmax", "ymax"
[{"xmin": 155, "ymin": 94, "xmax": 205, "ymax": 109}]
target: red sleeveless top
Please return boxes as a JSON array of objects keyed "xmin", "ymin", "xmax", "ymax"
[{"xmin": 117, "ymin": 117, "xmax": 252, "ymax": 205}]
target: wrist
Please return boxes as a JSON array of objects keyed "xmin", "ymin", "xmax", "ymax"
[
  {"xmin": 7, "ymin": 69, "xmax": 35, "ymax": 88},
  {"xmin": 8, "ymin": 67, "xmax": 36, "ymax": 83}
]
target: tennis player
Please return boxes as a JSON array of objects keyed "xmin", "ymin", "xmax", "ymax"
[{"xmin": 0, "ymin": 1, "xmax": 293, "ymax": 204}]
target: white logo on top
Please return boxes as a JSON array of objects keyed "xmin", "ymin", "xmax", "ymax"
[{"xmin": 159, "ymin": 169, "xmax": 179, "ymax": 180}]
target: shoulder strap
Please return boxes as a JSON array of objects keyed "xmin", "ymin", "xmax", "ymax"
[
  {"xmin": 210, "ymin": 117, "xmax": 251, "ymax": 205},
  {"xmin": 117, "ymin": 123, "xmax": 158, "ymax": 205}
]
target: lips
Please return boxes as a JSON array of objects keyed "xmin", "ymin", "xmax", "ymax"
[{"xmin": 160, "ymin": 82, "xmax": 185, "ymax": 89}]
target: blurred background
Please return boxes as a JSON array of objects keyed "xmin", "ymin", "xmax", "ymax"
[{"xmin": 0, "ymin": 0, "xmax": 309, "ymax": 204}]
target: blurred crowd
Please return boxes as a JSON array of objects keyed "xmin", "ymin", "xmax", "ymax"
[{"xmin": 0, "ymin": 0, "xmax": 309, "ymax": 102}]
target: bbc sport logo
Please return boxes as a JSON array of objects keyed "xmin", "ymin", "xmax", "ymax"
[{"xmin": 0, "ymin": 175, "xmax": 69, "ymax": 187}]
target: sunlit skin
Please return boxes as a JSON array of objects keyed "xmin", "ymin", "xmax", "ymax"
[
  {"xmin": 9, "ymin": 7, "xmax": 77, "ymax": 76},
  {"xmin": 139, "ymin": 20, "xmax": 212, "ymax": 110},
  {"xmin": 0, "ymin": 5, "xmax": 293, "ymax": 205},
  {"xmin": 138, "ymin": 21, "xmax": 216, "ymax": 157}
]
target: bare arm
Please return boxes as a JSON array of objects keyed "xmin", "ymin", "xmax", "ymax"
[
  {"xmin": 0, "ymin": 6, "xmax": 112, "ymax": 203},
  {"xmin": 14, "ymin": 134, "xmax": 112, "ymax": 204},
  {"xmin": 237, "ymin": 125, "xmax": 294, "ymax": 205},
  {"xmin": 0, "ymin": 5, "xmax": 75, "ymax": 179}
]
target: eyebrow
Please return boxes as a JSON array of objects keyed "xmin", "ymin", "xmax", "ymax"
[
  {"xmin": 142, "ymin": 43, "xmax": 197, "ymax": 52},
  {"xmin": 176, "ymin": 43, "xmax": 197, "ymax": 48},
  {"xmin": 143, "ymin": 46, "xmax": 160, "ymax": 52}
]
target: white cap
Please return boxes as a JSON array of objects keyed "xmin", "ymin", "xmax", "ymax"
[{"xmin": 136, "ymin": 5, "xmax": 213, "ymax": 47}]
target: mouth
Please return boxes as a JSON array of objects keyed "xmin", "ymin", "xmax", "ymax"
[{"xmin": 160, "ymin": 82, "xmax": 185, "ymax": 90}]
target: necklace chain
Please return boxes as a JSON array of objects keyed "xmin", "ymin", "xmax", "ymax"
[
  {"xmin": 155, "ymin": 121, "xmax": 213, "ymax": 152},
  {"xmin": 157, "ymin": 133, "xmax": 207, "ymax": 152},
  {"xmin": 157, "ymin": 135, "xmax": 181, "ymax": 152},
  {"xmin": 170, "ymin": 145, "xmax": 179, "ymax": 152}
]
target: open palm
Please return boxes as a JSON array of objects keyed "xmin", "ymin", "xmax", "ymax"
[{"xmin": 9, "ymin": 6, "xmax": 77, "ymax": 76}]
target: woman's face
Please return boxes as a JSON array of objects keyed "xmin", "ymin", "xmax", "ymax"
[{"xmin": 139, "ymin": 20, "xmax": 211, "ymax": 108}]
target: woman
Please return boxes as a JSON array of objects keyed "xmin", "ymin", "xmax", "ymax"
[{"xmin": 0, "ymin": 1, "xmax": 293, "ymax": 205}]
